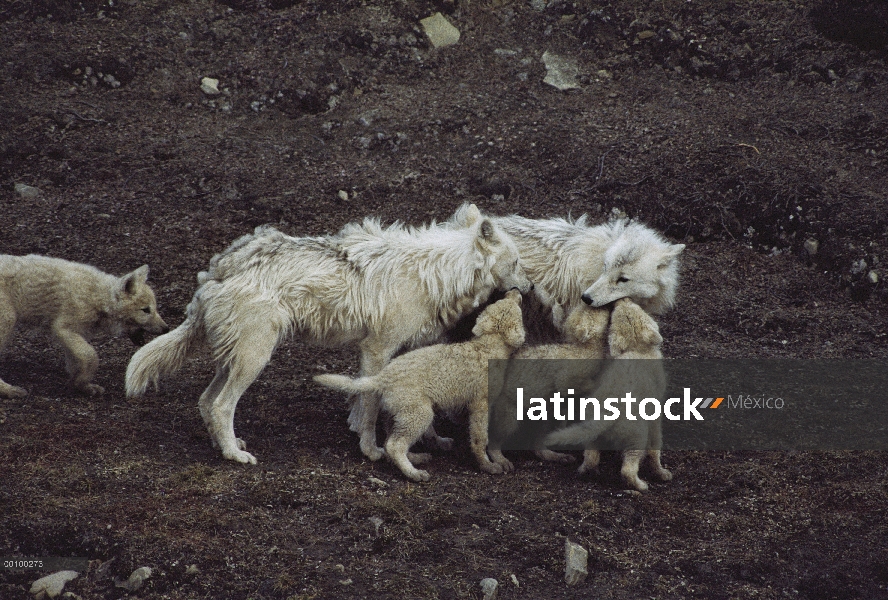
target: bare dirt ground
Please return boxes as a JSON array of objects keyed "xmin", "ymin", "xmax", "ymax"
[{"xmin": 2, "ymin": 1, "xmax": 888, "ymax": 598}]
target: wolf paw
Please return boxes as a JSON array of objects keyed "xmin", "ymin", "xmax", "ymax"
[
  {"xmin": 361, "ymin": 444, "xmax": 385, "ymax": 461},
  {"xmin": 576, "ymin": 462, "xmax": 600, "ymax": 475},
  {"xmin": 536, "ymin": 449, "xmax": 575, "ymax": 464},
  {"xmin": 77, "ymin": 383, "xmax": 105, "ymax": 396},
  {"xmin": 224, "ymin": 448, "xmax": 257, "ymax": 465},
  {"xmin": 405, "ymin": 469, "xmax": 430, "ymax": 482},
  {"xmin": 656, "ymin": 468, "xmax": 673, "ymax": 482},
  {"xmin": 481, "ymin": 462, "xmax": 504, "ymax": 475},
  {"xmin": 1, "ymin": 385, "xmax": 28, "ymax": 398}
]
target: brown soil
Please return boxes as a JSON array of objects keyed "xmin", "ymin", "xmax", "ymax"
[{"xmin": 2, "ymin": 1, "xmax": 887, "ymax": 598}]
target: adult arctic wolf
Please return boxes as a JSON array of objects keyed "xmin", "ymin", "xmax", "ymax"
[
  {"xmin": 125, "ymin": 204, "xmax": 532, "ymax": 465},
  {"xmin": 493, "ymin": 215, "xmax": 685, "ymax": 322},
  {"xmin": 0, "ymin": 255, "xmax": 169, "ymax": 397}
]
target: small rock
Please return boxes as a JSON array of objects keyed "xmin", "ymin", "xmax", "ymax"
[
  {"xmin": 368, "ymin": 516, "xmax": 384, "ymax": 536},
  {"xmin": 803, "ymin": 239, "xmax": 819, "ymax": 256},
  {"xmin": 564, "ymin": 538, "xmax": 589, "ymax": 585},
  {"xmin": 868, "ymin": 270, "xmax": 879, "ymax": 284},
  {"xmin": 337, "ymin": 190, "xmax": 349, "ymax": 201},
  {"xmin": 530, "ymin": 0, "xmax": 547, "ymax": 10},
  {"xmin": 185, "ymin": 564, "xmax": 199, "ymax": 576},
  {"xmin": 30, "ymin": 571, "xmax": 79, "ymax": 599},
  {"xmin": 15, "ymin": 183, "xmax": 42, "ymax": 198},
  {"xmin": 494, "ymin": 48, "xmax": 519, "ymax": 57},
  {"xmin": 115, "ymin": 566, "xmax": 152, "ymax": 592},
  {"xmin": 637, "ymin": 30, "xmax": 657, "ymax": 40},
  {"xmin": 542, "ymin": 51, "xmax": 580, "ymax": 91},
  {"xmin": 200, "ymin": 77, "xmax": 220, "ymax": 95},
  {"xmin": 596, "ymin": 69, "xmax": 613, "ymax": 80},
  {"xmin": 480, "ymin": 577, "xmax": 498, "ymax": 600},
  {"xmin": 851, "ymin": 259, "xmax": 868, "ymax": 275},
  {"xmin": 368, "ymin": 476, "xmax": 388, "ymax": 487},
  {"xmin": 420, "ymin": 13, "xmax": 460, "ymax": 48},
  {"xmin": 510, "ymin": 573, "xmax": 519, "ymax": 587},
  {"xmin": 339, "ymin": 578, "xmax": 353, "ymax": 585}
]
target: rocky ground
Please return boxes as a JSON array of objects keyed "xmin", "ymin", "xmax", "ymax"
[{"xmin": 1, "ymin": 1, "xmax": 887, "ymax": 598}]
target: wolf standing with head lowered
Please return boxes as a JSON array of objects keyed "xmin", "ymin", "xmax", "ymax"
[
  {"xmin": 126, "ymin": 204, "xmax": 532, "ymax": 464},
  {"xmin": 0, "ymin": 255, "xmax": 168, "ymax": 398},
  {"xmin": 492, "ymin": 215, "xmax": 684, "ymax": 325}
]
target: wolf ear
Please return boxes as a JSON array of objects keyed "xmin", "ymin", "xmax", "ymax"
[
  {"xmin": 658, "ymin": 244, "xmax": 685, "ymax": 268},
  {"xmin": 121, "ymin": 265, "xmax": 150, "ymax": 295},
  {"xmin": 451, "ymin": 203, "xmax": 482, "ymax": 227}
]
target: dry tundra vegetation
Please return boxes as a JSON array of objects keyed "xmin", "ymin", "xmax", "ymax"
[{"xmin": 1, "ymin": 0, "xmax": 888, "ymax": 598}]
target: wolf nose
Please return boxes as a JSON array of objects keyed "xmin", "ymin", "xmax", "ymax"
[
  {"xmin": 581, "ymin": 293, "xmax": 593, "ymax": 305},
  {"xmin": 529, "ymin": 283, "xmax": 535, "ymax": 291}
]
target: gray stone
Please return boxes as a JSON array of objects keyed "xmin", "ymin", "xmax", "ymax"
[
  {"xmin": 480, "ymin": 577, "xmax": 498, "ymax": 600},
  {"xmin": 542, "ymin": 51, "xmax": 580, "ymax": 91},
  {"xmin": 29, "ymin": 571, "xmax": 79, "ymax": 599},
  {"xmin": 15, "ymin": 183, "xmax": 42, "ymax": 198},
  {"xmin": 564, "ymin": 538, "xmax": 589, "ymax": 585},
  {"xmin": 115, "ymin": 566, "xmax": 152, "ymax": 592},
  {"xmin": 420, "ymin": 13, "xmax": 460, "ymax": 48}
]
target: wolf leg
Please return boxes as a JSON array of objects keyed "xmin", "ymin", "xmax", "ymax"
[
  {"xmin": 421, "ymin": 423, "xmax": 453, "ymax": 451},
  {"xmin": 198, "ymin": 366, "xmax": 231, "ymax": 448},
  {"xmin": 209, "ymin": 329, "xmax": 277, "ymax": 465},
  {"xmin": 53, "ymin": 323, "xmax": 103, "ymax": 395},
  {"xmin": 354, "ymin": 337, "xmax": 399, "ymax": 461},
  {"xmin": 384, "ymin": 399, "xmax": 433, "ymax": 482},
  {"xmin": 0, "ymin": 299, "xmax": 26, "ymax": 398},
  {"xmin": 646, "ymin": 421, "xmax": 672, "ymax": 481},
  {"xmin": 620, "ymin": 449, "xmax": 649, "ymax": 491},
  {"xmin": 468, "ymin": 392, "xmax": 503, "ymax": 475},
  {"xmin": 577, "ymin": 448, "xmax": 601, "ymax": 474}
]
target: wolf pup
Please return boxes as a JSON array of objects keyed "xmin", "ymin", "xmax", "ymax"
[
  {"xmin": 315, "ymin": 290, "xmax": 526, "ymax": 482},
  {"xmin": 0, "ymin": 255, "xmax": 169, "ymax": 397},
  {"xmin": 544, "ymin": 298, "xmax": 673, "ymax": 491},
  {"xmin": 126, "ymin": 204, "xmax": 532, "ymax": 465}
]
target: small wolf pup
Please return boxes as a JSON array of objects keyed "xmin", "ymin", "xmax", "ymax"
[
  {"xmin": 0, "ymin": 255, "xmax": 169, "ymax": 397},
  {"xmin": 544, "ymin": 298, "xmax": 672, "ymax": 491},
  {"xmin": 314, "ymin": 290, "xmax": 526, "ymax": 482}
]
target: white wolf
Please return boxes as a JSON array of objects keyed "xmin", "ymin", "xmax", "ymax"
[
  {"xmin": 0, "ymin": 255, "xmax": 169, "ymax": 398},
  {"xmin": 492, "ymin": 215, "xmax": 685, "ymax": 321},
  {"xmin": 544, "ymin": 298, "xmax": 673, "ymax": 491},
  {"xmin": 125, "ymin": 204, "xmax": 532, "ymax": 465},
  {"xmin": 314, "ymin": 291, "xmax": 526, "ymax": 482}
]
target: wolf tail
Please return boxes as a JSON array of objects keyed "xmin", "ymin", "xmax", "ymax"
[
  {"xmin": 125, "ymin": 300, "xmax": 205, "ymax": 397},
  {"xmin": 313, "ymin": 373, "xmax": 380, "ymax": 395}
]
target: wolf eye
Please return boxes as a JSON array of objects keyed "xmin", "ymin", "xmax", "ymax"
[
  {"xmin": 617, "ymin": 276, "xmax": 629, "ymax": 283},
  {"xmin": 141, "ymin": 307, "xmax": 151, "ymax": 314}
]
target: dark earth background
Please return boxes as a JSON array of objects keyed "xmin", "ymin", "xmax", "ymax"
[{"xmin": 2, "ymin": 0, "xmax": 888, "ymax": 598}]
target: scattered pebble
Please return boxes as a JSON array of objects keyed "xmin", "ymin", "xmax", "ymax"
[
  {"xmin": 339, "ymin": 578, "xmax": 353, "ymax": 585},
  {"xmin": 337, "ymin": 190, "xmax": 349, "ymax": 201},
  {"xmin": 868, "ymin": 270, "xmax": 878, "ymax": 284},
  {"xmin": 510, "ymin": 573, "xmax": 519, "ymax": 587},
  {"xmin": 185, "ymin": 564, "xmax": 199, "ymax": 576},
  {"xmin": 637, "ymin": 30, "xmax": 657, "ymax": 40},
  {"xmin": 200, "ymin": 77, "xmax": 220, "ymax": 95},
  {"xmin": 30, "ymin": 571, "xmax": 78, "ymax": 599},
  {"xmin": 367, "ymin": 476, "xmax": 388, "ymax": 487},
  {"xmin": 420, "ymin": 13, "xmax": 461, "ymax": 48},
  {"xmin": 542, "ymin": 51, "xmax": 580, "ymax": 91},
  {"xmin": 368, "ymin": 516, "xmax": 383, "ymax": 536},
  {"xmin": 15, "ymin": 183, "xmax": 42, "ymax": 198},
  {"xmin": 480, "ymin": 577, "xmax": 498, "ymax": 600},
  {"xmin": 850, "ymin": 259, "xmax": 868, "ymax": 275},
  {"xmin": 115, "ymin": 566, "xmax": 152, "ymax": 592},
  {"xmin": 803, "ymin": 238, "xmax": 819, "ymax": 256},
  {"xmin": 564, "ymin": 538, "xmax": 589, "ymax": 585}
]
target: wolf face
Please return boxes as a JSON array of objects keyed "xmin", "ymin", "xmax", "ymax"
[
  {"xmin": 112, "ymin": 265, "xmax": 170, "ymax": 345},
  {"xmin": 581, "ymin": 229, "xmax": 684, "ymax": 314},
  {"xmin": 459, "ymin": 204, "xmax": 533, "ymax": 295},
  {"xmin": 472, "ymin": 289, "xmax": 526, "ymax": 348}
]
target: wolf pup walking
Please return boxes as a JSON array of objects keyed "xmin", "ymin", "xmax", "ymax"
[
  {"xmin": 493, "ymin": 215, "xmax": 684, "ymax": 329},
  {"xmin": 126, "ymin": 204, "xmax": 532, "ymax": 465},
  {"xmin": 314, "ymin": 290, "xmax": 526, "ymax": 482},
  {"xmin": 0, "ymin": 255, "xmax": 169, "ymax": 397}
]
